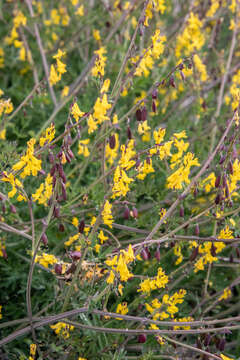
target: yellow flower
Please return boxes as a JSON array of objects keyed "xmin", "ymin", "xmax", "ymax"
[
  {"xmin": 61, "ymin": 86, "xmax": 69, "ymax": 98},
  {"xmin": 75, "ymin": 5, "xmax": 84, "ymax": 16},
  {"xmin": 102, "ymin": 200, "xmax": 113, "ymax": 228},
  {"xmin": 71, "ymin": 102, "xmax": 85, "ymax": 122},
  {"xmin": 50, "ymin": 322, "xmax": 74, "ymax": 339},
  {"xmin": 93, "ymin": 94, "xmax": 111, "ymax": 124},
  {"xmin": 116, "ymin": 302, "xmax": 128, "ymax": 320},
  {"xmin": 78, "ymin": 139, "xmax": 90, "ymax": 157},
  {"xmin": 220, "ymin": 355, "xmax": 234, "ymax": 360},
  {"xmin": 49, "ymin": 64, "xmax": 61, "ymax": 86}
]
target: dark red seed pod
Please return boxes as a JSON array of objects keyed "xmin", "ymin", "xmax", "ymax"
[
  {"xmin": 195, "ymin": 223, "xmax": 200, "ymax": 236},
  {"xmin": 152, "ymin": 88, "xmax": 158, "ymax": 99},
  {"xmin": 155, "ymin": 247, "xmax": 160, "ymax": 262},
  {"xmin": 180, "ymin": 70, "xmax": 185, "ymax": 82},
  {"xmin": 222, "ymin": 173, "xmax": 227, "ymax": 187},
  {"xmin": 146, "ymin": 157, "xmax": 151, "ymax": 165},
  {"xmin": 169, "ymin": 75, "xmax": 176, "ymax": 88},
  {"xmin": 211, "ymin": 243, "xmax": 216, "ymax": 257},
  {"xmin": 52, "ymin": 175, "xmax": 57, "ymax": 188},
  {"xmin": 141, "ymin": 106, "xmax": 147, "ymax": 121},
  {"xmin": 2, "ymin": 204, "xmax": 6, "ymax": 213},
  {"xmin": 170, "ymin": 241, "xmax": 175, "ymax": 248},
  {"xmin": 41, "ymin": 233, "xmax": 48, "ymax": 246},
  {"xmin": 65, "ymin": 152, "xmax": 72, "ymax": 163},
  {"xmin": 179, "ymin": 206, "xmax": 184, "ymax": 217},
  {"xmin": 219, "ymin": 154, "xmax": 226, "ymax": 165},
  {"xmin": 49, "ymin": 152, "xmax": 55, "ymax": 164},
  {"xmin": 59, "ymin": 223, "xmax": 65, "ymax": 232},
  {"xmin": 215, "ymin": 192, "xmax": 222, "ymax": 205},
  {"xmin": 78, "ymin": 220, "xmax": 85, "ymax": 234},
  {"xmin": 70, "ymin": 251, "xmax": 82, "ymax": 261},
  {"xmin": 138, "ymin": 334, "xmax": 147, "ymax": 343},
  {"xmin": 132, "ymin": 207, "xmax": 138, "ymax": 218},
  {"xmin": 67, "ymin": 134, "xmax": 72, "ymax": 146},
  {"xmin": 50, "ymin": 165, "xmax": 56, "ymax": 177},
  {"xmin": 53, "ymin": 206, "xmax": 60, "ymax": 218},
  {"xmin": 145, "ymin": 247, "xmax": 151, "ymax": 259},
  {"xmin": 141, "ymin": 248, "xmax": 149, "ymax": 261},
  {"xmin": 109, "ymin": 134, "xmax": 116, "ymax": 149},
  {"xmin": 204, "ymin": 334, "xmax": 211, "ymax": 347},
  {"xmin": 152, "ymin": 100, "xmax": 157, "ymax": 113},
  {"xmin": 10, "ymin": 204, "xmax": 16, "ymax": 214},
  {"xmin": 225, "ymin": 184, "xmax": 230, "ymax": 198},
  {"xmin": 215, "ymin": 174, "xmax": 221, "ymax": 188},
  {"xmin": 228, "ymin": 161, "xmax": 234, "ymax": 175},
  {"xmin": 136, "ymin": 109, "xmax": 142, "ymax": 121},
  {"xmin": 127, "ymin": 126, "xmax": 132, "ymax": 139},
  {"xmin": 123, "ymin": 206, "xmax": 130, "ymax": 220},
  {"xmin": 236, "ymin": 247, "xmax": 240, "ymax": 258},
  {"xmin": 67, "ymin": 148, "xmax": 75, "ymax": 159},
  {"xmin": 55, "ymin": 263, "xmax": 62, "ymax": 275},
  {"xmin": 57, "ymin": 150, "xmax": 63, "ymax": 159},
  {"xmin": 135, "ymin": 159, "xmax": 141, "ymax": 168},
  {"xmin": 190, "ymin": 246, "xmax": 199, "ymax": 262},
  {"xmin": 229, "ymin": 254, "xmax": 234, "ymax": 263},
  {"xmin": 188, "ymin": 63, "xmax": 192, "ymax": 69},
  {"xmin": 218, "ymin": 338, "xmax": 226, "ymax": 351},
  {"xmin": 61, "ymin": 182, "xmax": 67, "ymax": 201}
]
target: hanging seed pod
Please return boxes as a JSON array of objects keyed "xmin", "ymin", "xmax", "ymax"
[
  {"xmin": 41, "ymin": 233, "xmax": 48, "ymax": 246},
  {"xmin": 204, "ymin": 334, "xmax": 211, "ymax": 347},
  {"xmin": 59, "ymin": 223, "xmax": 65, "ymax": 232},
  {"xmin": 138, "ymin": 334, "xmax": 147, "ymax": 343},
  {"xmin": 179, "ymin": 63, "xmax": 184, "ymax": 70},
  {"xmin": 127, "ymin": 126, "xmax": 132, "ymax": 139},
  {"xmin": 109, "ymin": 134, "xmax": 116, "ymax": 149},
  {"xmin": 215, "ymin": 192, "xmax": 222, "ymax": 205},
  {"xmin": 55, "ymin": 263, "xmax": 62, "ymax": 275},
  {"xmin": 65, "ymin": 151, "xmax": 72, "ymax": 163},
  {"xmin": 2, "ymin": 203, "xmax": 6, "ymax": 214},
  {"xmin": 152, "ymin": 88, "xmax": 158, "ymax": 99},
  {"xmin": 155, "ymin": 247, "xmax": 161, "ymax": 262},
  {"xmin": 50, "ymin": 165, "xmax": 56, "ymax": 177},
  {"xmin": 78, "ymin": 220, "xmax": 85, "ymax": 234},
  {"xmin": 52, "ymin": 175, "xmax": 56, "ymax": 188},
  {"xmin": 61, "ymin": 182, "xmax": 67, "ymax": 201},
  {"xmin": 218, "ymin": 338, "xmax": 226, "ymax": 351},
  {"xmin": 211, "ymin": 243, "xmax": 216, "ymax": 257},
  {"xmin": 215, "ymin": 174, "xmax": 221, "ymax": 188},
  {"xmin": 195, "ymin": 223, "xmax": 200, "ymax": 237},
  {"xmin": 152, "ymin": 100, "xmax": 157, "ymax": 113},
  {"xmin": 141, "ymin": 106, "xmax": 147, "ymax": 121},
  {"xmin": 53, "ymin": 206, "xmax": 60, "ymax": 218},
  {"xmin": 228, "ymin": 160, "xmax": 234, "ymax": 175},
  {"xmin": 49, "ymin": 152, "xmax": 55, "ymax": 164},
  {"xmin": 180, "ymin": 70, "xmax": 185, "ymax": 82},
  {"xmin": 235, "ymin": 247, "xmax": 240, "ymax": 258},
  {"xmin": 189, "ymin": 246, "xmax": 199, "ymax": 262},
  {"xmin": 141, "ymin": 248, "xmax": 149, "ymax": 261},
  {"xmin": 179, "ymin": 205, "xmax": 184, "ymax": 217},
  {"xmin": 219, "ymin": 154, "xmax": 226, "ymax": 165},
  {"xmin": 123, "ymin": 206, "xmax": 130, "ymax": 220},
  {"xmin": 145, "ymin": 247, "xmax": 151, "ymax": 259},
  {"xmin": 10, "ymin": 204, "xmax": 16, "ymax": 214},
  {"xmin": 188, "ymin": 63, "xmax": 192, "ymax": 69},
  {"xmin": 132, "ymin": 207, "xmax": 138, "ymax": 218},
  {"xmin": 58, "ymin": 165, "xmax": 67, "ymax": 183},
  {"xmin": 136, "ymin": 109, "xmax": 142, "ymax": 121},
  {"xmin": 225, "ymin": 184, "xmax": 230, "ymax": 198},
  {"xmin": 67, "ymin": 148, "xmax": 75, "ymax": 160},
  {"xmin": 169, "ymin": 75, "xmax": 176, "ymax": 88},
  {"xmin": 229, "ymin": 253, "xmax": 234, "ymax": 263},
  {"xmin": 222, "ymin": 173, "xmax": 227, "ymax": 187}
]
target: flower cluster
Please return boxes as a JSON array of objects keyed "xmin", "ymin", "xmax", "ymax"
[
  {"xmin": 49, "ymin": 49, "xmax": 67, "ymax": 86},
  {"xmin": 138, "ymin": 267, "xmax": 169, "ymax": 294},
  {"xmin": 105, "ymin": 245, "xmax": 135, "ymax": 284}
]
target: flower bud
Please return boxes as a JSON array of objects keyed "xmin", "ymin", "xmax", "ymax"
[
  {"xmin": 152, "ymin": 89, "xmax": 158, "ymax": 99},
  {"xmin": 53, "ymin": 206, "xmax": 60, "ymax": 218},
  {"xmin": 61, "ymin": 182, "xmax": 67, "ymax": 201},
  {"xmin": 152, "ymin": 100, "xmax": 157, "ymax": 113},
  {"xmin": 169, "ymin": 75, "xmax": 176, "ymax": 88},
  {"xmin": 228, "ymin": 161, "xmax": 233, "ymax": 175},
  {"xmin": 50, "ymin": 165, "xmax": 56, "ymax": 177},
  {"xmin": 141, "ymin": 248, "xmax": 149, "ymax": 261}
]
